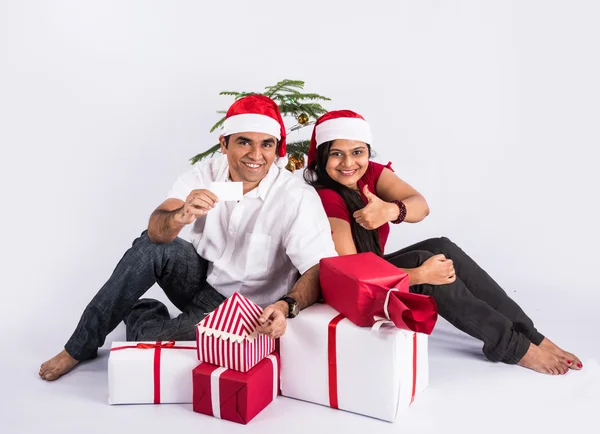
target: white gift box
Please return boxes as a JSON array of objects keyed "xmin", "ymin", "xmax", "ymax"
[
  {"xmin": 108, "ymin": 340, "xmax": 199, "ymax": 405},
  {"xmin": 280, "ymin": 303, "xmax": 428, "ymax": 422}
]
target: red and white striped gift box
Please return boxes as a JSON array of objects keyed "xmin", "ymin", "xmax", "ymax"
[{"xmin": 196, "ymin": 292, "xmax": 275, "ymax": 372}]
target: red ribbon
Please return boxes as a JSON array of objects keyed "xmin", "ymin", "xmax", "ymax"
[
  {"xmin": 327, "ymin": 316, "xmax": 418, "ymax": 410},
  {"xmin": 111, "ymin": 341, "xmax": 197, "ymax": 404},
  {"xmin": 410, "ymin": 332, "xmax": 417, "ymax": 405},
  {"xmin": 327, "ymin": 314, "xmax": 345, "ymax": 409}
]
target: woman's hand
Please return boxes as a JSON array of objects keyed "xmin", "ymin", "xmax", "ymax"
[
  {"xmin": 417, "ymin": 254, "xmax": 456, "ymax": 285},
  {"xmin": 353, "ymin": 185, "xmax": 399, "ymax": 230}
]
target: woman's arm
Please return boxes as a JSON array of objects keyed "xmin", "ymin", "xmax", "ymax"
[
  {"xmin": 329, "ymin": 218, "xmax": 358, "ymax": 256},
  {"xmin": 375, "ymin": 168, "xmax": 430, "ymax": 223}
]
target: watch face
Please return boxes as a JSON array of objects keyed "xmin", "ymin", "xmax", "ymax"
[
  {"xmin": 290, "ymin": 302, "xmax": 299, "ymax": 317},
  {"xmin": 284, "ymin": 297, "xmax": 299, "ymax": 318}
]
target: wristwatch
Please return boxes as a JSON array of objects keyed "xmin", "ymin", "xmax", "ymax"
[{"xmin": 279, "ymin": 296, "xmax": 299, "ymax": 318}]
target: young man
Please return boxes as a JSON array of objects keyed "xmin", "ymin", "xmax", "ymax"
[{"xmin": 40, "ymin": 95, "xmax": 337, "ymax": 381}]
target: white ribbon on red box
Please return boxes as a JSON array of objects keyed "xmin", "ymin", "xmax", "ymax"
[{"xmin": 209, "ymin": 354, "xmax": 279, "ymax": 419}]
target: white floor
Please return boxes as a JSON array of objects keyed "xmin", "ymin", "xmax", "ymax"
[{"xmin": 3, "ymin": 287, "xmax": 599, "ymax": 434}]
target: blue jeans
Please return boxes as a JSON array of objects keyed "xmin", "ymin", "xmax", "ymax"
[
  {"xmin": 385, "ymin": 237, "xmax": 544, "ymax": 364},
  {"xmin": 65, "ymin": 231, "xmax": 225, "ymax": 361}
]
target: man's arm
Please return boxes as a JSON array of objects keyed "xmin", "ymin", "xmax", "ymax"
[
  {"xmin": 256, "ymin": 263, "xmax": 321, "ymax": 339},
  {"xmin": 148, "ymin": 199, "xmax": 187, "ymax": 244},
  {"xmin": 148, "ymin": 189, "xmax": 218, "ymax": 244},
  {"xmin": 283, "ymin": 264, "xmax": 321, "ymax": 311}
]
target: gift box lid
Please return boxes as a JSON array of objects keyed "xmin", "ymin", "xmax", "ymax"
[
  {"xmin": 197, "ymin": 292, "xmax": 263, "ymax": 343},
  {"xmin": 321, "ymin": 252, "xmax": 406, "ymax": 287}
]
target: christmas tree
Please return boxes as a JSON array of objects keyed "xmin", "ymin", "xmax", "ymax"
[{"xmin": 189, "ymin": 79, "xmax": 331, "ymax": 171}]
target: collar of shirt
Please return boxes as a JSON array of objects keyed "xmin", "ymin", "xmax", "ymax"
[{"xmin": 217, "ymin": 159, "xmax": 279, "ymax": 201}]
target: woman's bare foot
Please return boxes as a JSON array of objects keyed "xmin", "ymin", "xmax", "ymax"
[
  {"xmin": 517, "ymin": 342, "xmax": 569, "ymax": 375},
  {"xmin": 39, "ymin": 349, "xmax": 79, "ymax": 381},
  {"xmin": 538, "ymin": 338, "xmax": 583, "ymax": 370}
]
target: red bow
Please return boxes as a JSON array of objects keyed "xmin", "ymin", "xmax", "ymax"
[{"xmin": 133, "ymin": 340, "xmax": 176, "ymax": 350}]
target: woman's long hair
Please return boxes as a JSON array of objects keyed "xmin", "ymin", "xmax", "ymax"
[{"xmin": 304, "ymin": 141, "xmax": 382, "ymax": 256}]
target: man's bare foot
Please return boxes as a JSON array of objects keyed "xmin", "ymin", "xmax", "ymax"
[
  {"xmin": 538, "ymin": 338, "xmax": 582, "ymax": 370},
  {"xmin": 517, "ymin": 342, "xmax": 569, "ymax": 375},
  {"xmin": 39, "ymin": 349, "xmax": 79, "ymax": 381}
]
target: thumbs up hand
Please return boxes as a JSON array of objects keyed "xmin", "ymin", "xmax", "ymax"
[{"xmin": 353, "ymin": 185, "xmax": 399, "ymax": 230}]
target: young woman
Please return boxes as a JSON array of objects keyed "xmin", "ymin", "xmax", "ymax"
[{"xmin": 304, "ymin": 110, "xmax": 581, "ymax": 375}]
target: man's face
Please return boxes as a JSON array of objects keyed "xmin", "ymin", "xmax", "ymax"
[{"xmin": 219, "ymin": 132, "xmax": 278, "ymax": 187}]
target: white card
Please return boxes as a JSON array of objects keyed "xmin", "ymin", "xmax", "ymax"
[{"xmin": 209, "ymin": 182, "xmax": 243, "ymax": 202}]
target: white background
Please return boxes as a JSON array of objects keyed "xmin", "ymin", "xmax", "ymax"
[{"xmin": 1, "ymin": 1, "xmax": 599, "ymax": 433}]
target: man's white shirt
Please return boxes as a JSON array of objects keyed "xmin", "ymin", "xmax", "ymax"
[{"xmin": 168, "ymin": 154, "xmax": 338, "ymax": 307}]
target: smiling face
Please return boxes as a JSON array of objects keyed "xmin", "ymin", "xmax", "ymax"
[
  {"xmin": 219, "ymin": 132, "xmax": 278, "ymax": 192},
  {"xmin": 324, "ymin": 139, "xmax": 370, "ymax": 190}
]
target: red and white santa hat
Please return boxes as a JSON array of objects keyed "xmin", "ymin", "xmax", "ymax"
[
  {"xmin": 307, "ymin": 110, "xmax": 372, "ymax": 166},
  {"xmin": 222, "ymin": 94, "xmax": 287, "ymax": 157}
]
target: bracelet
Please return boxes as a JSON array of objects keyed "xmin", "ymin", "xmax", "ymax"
[{"xmin": 390, "ymin": 200, "xmax": 407, "ymax": 224}]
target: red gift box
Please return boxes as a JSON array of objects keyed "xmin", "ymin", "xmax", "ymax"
[
  {"xmin": 320, "ymin": 252, "xmax": 438, "ymax": 334},
  {"xmin": 192, "ymin": 352, "xmax": 280, "ymax": 424}
]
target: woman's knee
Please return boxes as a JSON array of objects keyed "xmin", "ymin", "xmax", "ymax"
[
  {"xmin": 418, "ymin": 236, "xmax": 460, "ymax": 256},
  {"xmin": 387, "ymin": 249, "xmax": 435, "ymax": 268},
  {"xmin": 438, "ymin": 236, "xmax": 458, "ymax": 249},
  {"xmin": 412, "ymin": 250, "xmax": 435, "ymax": 267}
]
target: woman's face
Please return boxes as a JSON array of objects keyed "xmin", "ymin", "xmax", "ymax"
[{"xmin": 324, "ymin": 139, "xmax": 370, "ymax": 190}]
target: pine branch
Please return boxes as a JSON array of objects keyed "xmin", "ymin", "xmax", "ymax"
[
  {"xmin": 299, "ymin": 102, "xmax": 328, "ymax": 115},
  {"xmin": 219, "ymin": 91, "xmax": 257, "ymax": 100},
  {"xmin": 289, "ymin": 93, "xmax": 331, "ymax": 101},
  {"xmin": 189, "ymin": 143, "xmax": 220, "ymax": 165},
  {"xmin": 272, "ymin": 92, "xmax": 331, "ymax": 103},
  {"xmin": 271, "ymin": 95, "xmax": 300, "ymax": 106},
  {"xmin": 296, "ymin": 103, "xmax": 328, "ymax": 119},
  {"xmin": 264, "ymin": 79, "xmax": 305, "ymax": 97},
  {"xmin": 277, "ymin": 103, "xmax": 302, "ymax": 116},
  {"xmin": 209, "ymin": 117, "xmax": 226, "ymax": 133},
  {"xmin": 234, "ymin": 92, "xmax": 256, "ymax": 100},
  {"xmin": 286, "ymin": 140, "xmax": 311, "ymax": 155}
]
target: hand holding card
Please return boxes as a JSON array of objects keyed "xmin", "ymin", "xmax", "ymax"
[{"xmin": 209, "ymin": 182, "xmax": 244, "ymax": 202}]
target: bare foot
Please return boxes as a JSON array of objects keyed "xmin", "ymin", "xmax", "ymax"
[
  {"xmin": 517, "ymin": 342, "xmax": 569, "ymax": 375},
  {"xmin": 538, "ymin": 338, "xmax": 582, "ymax": 370},
  {"xmin": 39, "ymin": 349, "xmax": 79, "ymax": 381}
]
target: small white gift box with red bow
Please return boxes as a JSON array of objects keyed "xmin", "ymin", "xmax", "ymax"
[{"xmin": 108, "ymin": 340, "xmax": 198, "ymax": 405}]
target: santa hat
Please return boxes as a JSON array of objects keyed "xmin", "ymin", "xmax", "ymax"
[
  {"xmin": 307, "ymin": 110, "xmax": 372, "ymax": 166},
  {"xmin": 222, "ymin": 94, "xmax": 287, "ymax": 158}
]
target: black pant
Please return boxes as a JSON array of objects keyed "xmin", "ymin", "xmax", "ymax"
[
  {"xmin": 385, "ymin": 237, "xmax": 544, "ymax": 364},
  {"xmin": 65, "ymin": 231, "xmax": 226, "ymax": 362}
]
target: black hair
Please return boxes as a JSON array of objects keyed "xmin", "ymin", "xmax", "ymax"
[
  {"xmin": 224, "ymin": 135, "xmax": 280, "ymax": 155},
  {"xmin": 304, "ymin": 141, "xmax": 382, "ymax": 256}
]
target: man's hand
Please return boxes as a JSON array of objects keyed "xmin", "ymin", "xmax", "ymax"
[
  {"xmin": 417, "ymin": 254, "xmax": 456, "ymax": 285},
  {"xmin": 256, "ymin": 301, "xmax": 288, "ymax": 339},
  {"xmin": 353, "ymin": 185, "xmax": 399, "ymax": 230},
  {"xmin": 174, "ymin": 189, "xmax": 218, "ymax": 225}
]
